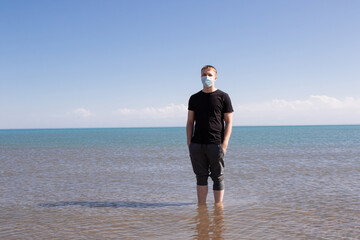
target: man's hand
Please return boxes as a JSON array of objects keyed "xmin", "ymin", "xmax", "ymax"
[
  {"xmin": 222, "ymin": 142, "xmax": 228, "ymax": 154},
  {"xmin": 186, "ymin": 110, "xmax": 195, "ymax": 149},
  {"xmin": 222, "ymin": 112, "xmax": 232, "ymax": 155}
]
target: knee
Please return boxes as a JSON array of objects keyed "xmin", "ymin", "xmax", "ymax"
[
  {"xmin": 211, "ymin": 175, "xmax": 224, "ymax": 190},
  {"xmin": 196, "ymin": 175, "xmax": 208, "ymax": 186}
]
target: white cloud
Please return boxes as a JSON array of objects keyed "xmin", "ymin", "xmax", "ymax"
[
  {"xmin": 235, "ymin": 95, "xmax": 360, "ymax": 125},
  {"xmin": 70, "ymin": 108, "xmax": 93, "ymax": 118},
  {"xmin": 2, "ymin": 97, "xmax": 359, "ymax": 129},
  {"xmin": 111, "ymin": 104, "xmax": 187, "ymax": 127},
  {"xmin": 113, "ymin": 104, "xmax": 187, "ymax": 119},
  {"xmin": 114, "ymin": 108, "xmax": 136, "ymax": 116}
]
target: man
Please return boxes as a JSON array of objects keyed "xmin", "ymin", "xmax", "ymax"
[{"xmin": 187, "ymin": 65, "xmax": 233, "ymax": 204}]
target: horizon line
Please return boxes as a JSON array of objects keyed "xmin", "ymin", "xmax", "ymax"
[{"xmin": 1, "ymin": 123, "xmax": 360, "ymax": 131}]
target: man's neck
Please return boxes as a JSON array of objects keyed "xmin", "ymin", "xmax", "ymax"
[{"xmin": 202, "ymin": 86, "xmax": 217, "ymax": 93}]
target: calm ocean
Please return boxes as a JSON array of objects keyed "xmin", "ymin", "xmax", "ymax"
[{"xmin": 1, "ymin": 125, "xmax": 359, "ymax": 239}]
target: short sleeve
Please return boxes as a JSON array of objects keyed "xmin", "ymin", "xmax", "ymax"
[
  {"xmin": 188, "ymin": 95, "xmax": 195, "ymax": 111},
  {"xmin": 223, "ymin": 93, "xmax": 234, "ymax": 113}
]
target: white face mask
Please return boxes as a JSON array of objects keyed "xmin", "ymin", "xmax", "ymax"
[{"xmin": 201, "ymin": 76, "xmax": 215, "ymax": 87}]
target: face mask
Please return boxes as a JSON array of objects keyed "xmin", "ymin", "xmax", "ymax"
[{"xmin": 201, "ymin": 76, "xmax": 215, "ymax": 87}]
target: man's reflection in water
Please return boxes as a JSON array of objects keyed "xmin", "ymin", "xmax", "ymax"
[
  {"xmin": 193, "ymin": 203, "xmax": 224, "ymax": 239},
  {"xmin": 212, "ymin": 203, "xmax": 225, "ymax": 239}
]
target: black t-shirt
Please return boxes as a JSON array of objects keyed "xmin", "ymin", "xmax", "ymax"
[{"xmin": 188, "ymin": 89, "xmax": 233, "ymax": 144}]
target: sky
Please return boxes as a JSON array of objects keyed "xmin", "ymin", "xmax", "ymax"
[{"xmin": 1, "ymin": 0, "xmax": 359, "ymax": 129}]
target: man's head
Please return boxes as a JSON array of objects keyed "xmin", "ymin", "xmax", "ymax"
[
  {"xmin": 201, "ymin": 65, "xmax": 217, "ymax": 77},
  {"xmin": 201, "ymin": 65, "xmax": 217, "ymax": 88}
]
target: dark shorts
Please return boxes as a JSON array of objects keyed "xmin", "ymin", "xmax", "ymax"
[{"xmin": 188, "ymin": 143, "xmax": 225, "ymax": 190}]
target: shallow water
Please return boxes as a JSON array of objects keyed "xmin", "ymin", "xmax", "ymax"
[{"xmin": 1, "ymin": 126, "xmax": 359, "ymax": 239}]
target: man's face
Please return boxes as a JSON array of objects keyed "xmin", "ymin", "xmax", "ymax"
[{"xmin": 201, "ymin": 68, "xmax": 217, "ymax": 80}]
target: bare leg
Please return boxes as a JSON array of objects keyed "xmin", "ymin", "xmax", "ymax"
[
  {"xmin": 213, "ymin": 190, "xmax": 224, "ymax": 204},
  {"xmin": 197, "ymin": 185, "xmax": 208, "ymax": 204}
]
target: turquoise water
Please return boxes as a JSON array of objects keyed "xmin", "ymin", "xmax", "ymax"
[
  {"xmin": 1, "ymin": 125, "xmax": 359, "ymax": 239},
  {"xmin": 2, "ymin": 125, "xmax": 359, "ymax": 147}
]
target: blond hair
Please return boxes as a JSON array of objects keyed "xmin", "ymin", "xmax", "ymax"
[{"xmin": 201, "ymin": 65, "xmax": 217, "ymax": 74}]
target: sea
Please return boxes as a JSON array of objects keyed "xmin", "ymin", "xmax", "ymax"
[{"xmin": 0, "ymin": 125, "xmax": 359, "ymax": 239}]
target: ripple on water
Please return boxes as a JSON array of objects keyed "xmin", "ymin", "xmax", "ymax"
[{"xmin": 1, "ymin": 126, "xmax": 359, "ymax": 239}]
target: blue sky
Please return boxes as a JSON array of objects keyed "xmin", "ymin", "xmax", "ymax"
[{"xmin": 1, "ymin": 0, "xmax": 359, "ymax": 128}]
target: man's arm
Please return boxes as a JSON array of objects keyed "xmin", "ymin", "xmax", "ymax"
[
  {"xmin": 222, "ymin": 112, "xmax": 233, "ymax": 153},
  {"xmin": 186, "ymin": 110, "xmax": 195, "ymax": 146}
]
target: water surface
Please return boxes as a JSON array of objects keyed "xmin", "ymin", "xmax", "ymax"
[{"xmin": 1, "ymin": 126, "xmax": 359, "ymax": 239}]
